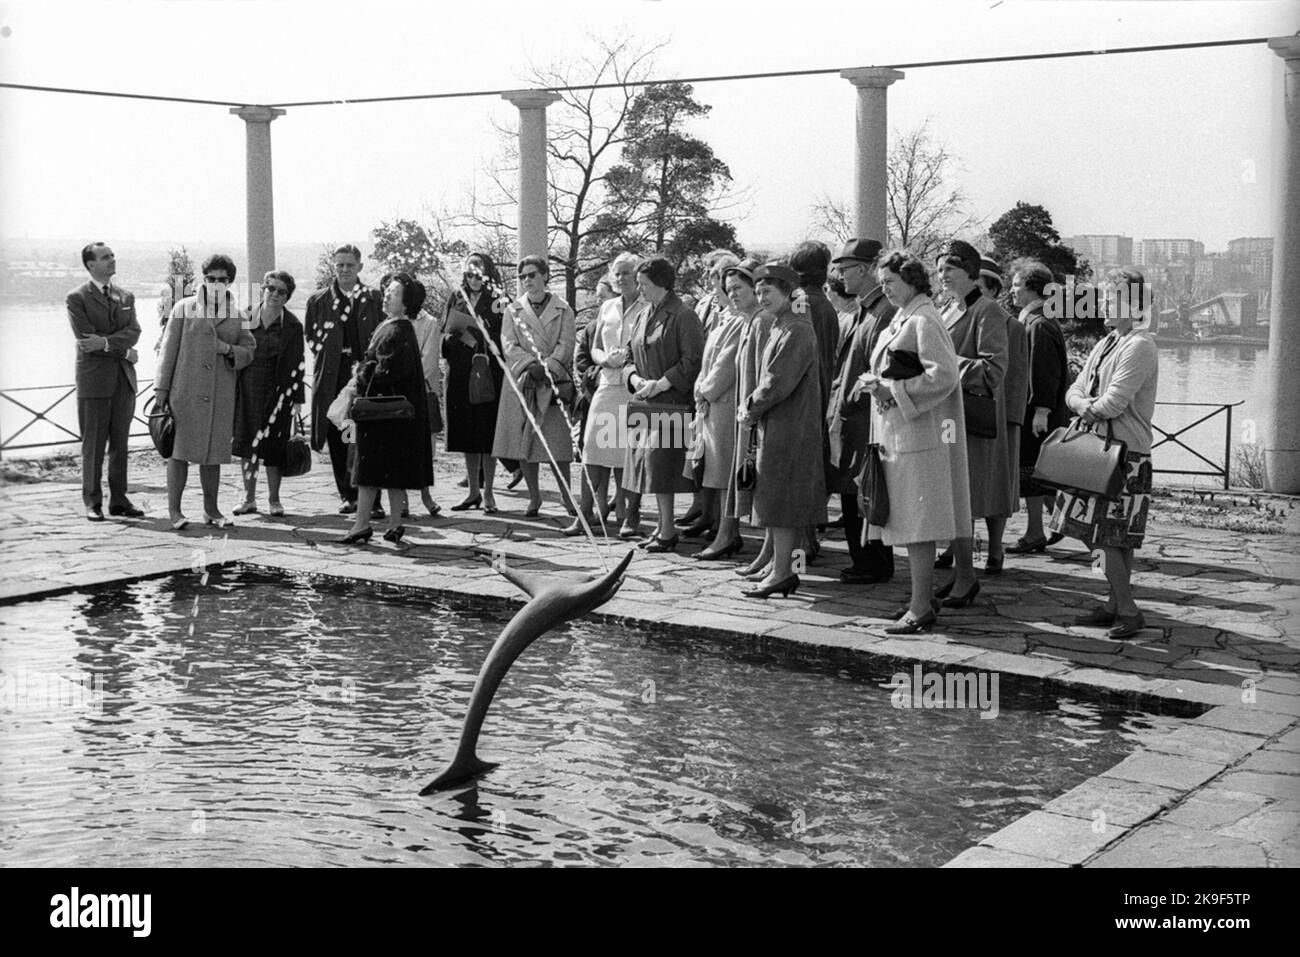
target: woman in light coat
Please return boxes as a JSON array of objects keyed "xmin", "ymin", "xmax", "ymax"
[
  {"xmin": 490, "ymin": 255, "xmax": 577, "ymax": 517},
  {"xmin": 409, "ymin": 297, "xmax": 444, "ymax": 517},
  {"xmin": 1051, "ymin": 267, "xmax": 1159, "ymax": 640},
  {"xmin": 859, "ymin": 250, "xmax": 971, "ymax": 633},
  {"xmin": 154, "ymin": 253, "xmax": 255, "ymax": 529}
]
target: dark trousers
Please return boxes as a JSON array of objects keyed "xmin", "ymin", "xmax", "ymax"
[
  {"xmin": 841, "ymin": 492, "xmax": 895, "ymax": 578},
  {"xmin": 78, "ymin": 370, "xmax": 135, "ymax": 509},
  {"xmin": 326, "ymin": 421, "xmax": 357, "ymax": 503}
]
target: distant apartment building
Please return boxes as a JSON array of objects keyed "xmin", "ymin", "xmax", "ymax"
[
  {"xmin": 1066, "ymin": 234, "xmax": 1133, "ymax": 269},
  {"xmin": 1135, "ymin": 238, "xmax": 1205, "ymax": 266},
  {"xmin": 1226, "ymin": 236, "xmax": 1273, "ymax": 307}
]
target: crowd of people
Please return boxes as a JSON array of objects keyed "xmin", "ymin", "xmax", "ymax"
[{"xmin": 69, "ymin": 236, "xmax": 1160, "ymax": 639}]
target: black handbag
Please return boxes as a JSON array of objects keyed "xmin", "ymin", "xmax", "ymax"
[
  {"xmin": 881, "ymin": 348, "xmax": 924, "ymax": 380},
  {"xmin": 281, "ymin": 416, "xmax": 312, "ymax": 478},
  {"xmin": 146, "ymin": 394, "xmax": 174, "ymax": 459},
  {"xmin": 1031, "ymin": 417, "xmax": 1129, "ymax": 501},
  {"xmin": 962, "ymin": 389, "xmax": 999, "ymax": 438},
  {"xmin": 735, "ymin": 425, "xmax": 758, "ymax": 491},
  {"xmin": 352, "ymin": 373, "xmax": 414, "ymax": 422},
  {"xmin": 427, "ymin": 393, "xmax": 444, "ymax": 434},
  {"xmin": 856, "ymin": 442, "xmax": 890, "ymax": 526},
  {"xmin": 468, "ymin": 348, "xmax": 496, "ymax": 405}
]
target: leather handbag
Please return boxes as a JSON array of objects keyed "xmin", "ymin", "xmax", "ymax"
[
  {"xmin": 735, "ymin": 425, "xmax": 759, "ymax": 491},
  {"xmin": 1031, "ymin": 417, "xmax": 1129, "ymax": 501},
  {"xmin": 281, "ymin": 416, "xmax": 312, "ymax": 478},
  {"xmin": 856, "ymin": 442, "xmax": 890, "ymax": 526},
  {"xmin": 962, "ymin": 389, "xmax": 999, "ymax": 438},
  {"xmin": 352, "ymin": 369, "xmax": 415, "ymax": 422},
  {"xmin": 881, "ymin": 348, "xmax": 924, "ymax": 380},
  {"xmin": 146, "ymin": 395, "xmax": 175, "ymax": 459},
  {"xmin": 468, "ymin": 346, "xmax": 496, "ymax": 405}
]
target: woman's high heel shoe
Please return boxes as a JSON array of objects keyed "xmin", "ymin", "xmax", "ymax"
[
  {"xmin": 204, "ymin": 512, "xmax": 232, "ymax": 528},
  {"xmin": 885, "ymin": 608, "xmax": 937, "ymax": 634},
  {"xmin": 482, "ymin": 492, "xmax": 498, "ymax": 515},
  {"xmin": 681, "ymin": 520, "xmax": 715, "ymax": 540},
  {"xmin": 941, "ymin": 580, "xmax": 982, "ymax": 608},
  {"xmin": 736, "ymin": 557, "xmax": 771, "ymax": 578},
  {"xmin": 451, "ymin": 494, "xmax": 482, "ymax": 512},
  {"xmin": 741, "ymin": 574, "xmax": 799, "ymax": 599},
  {"xmin": 523, "ymin": 500, "xmax": 542, "ymax": 518},
  {"xmin": 170, "ymin": 516, "xmax": 189, "ymax": 531},
  {"xmin": 383, "ymin": 525, "xmax": 406, "ymax": 544},
  {"xmin": 934, "ymin": 550, "xmax": 954, "ymax": 569},
  {"xmin": 643, "ymin": 536, "xmax": 679, "ymax": 554},
  {"xmin": 695, "ymin": 538, "xmax": 744, "ymax": 561},
  {"xmin": 338, "ymin": 527, "xmax": 373, "ymax": 545}
]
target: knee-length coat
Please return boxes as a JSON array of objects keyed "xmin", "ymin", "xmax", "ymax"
[
  {"xmin": 746, "ymin": 308, "xmax": 827, "ymax": 528},
  {"xmin": 155, "ymin": 292, "xmax": 256, "ymax": 465},
  {"xmin": 724, "ymin": 309, "xmax": 773, "ymax": 519},
  {"xmin": 491, "ymin": 293, "xmax": 576, "ymax": 464},
  {"xmin": 1002, "ymin": 309, "xmax": 1029, "ymax": 505},
  {"xmin": 691, "ymin": 307, "xmax": 744, "ymax": 489},
  {"xmin": 944, "ymin": 289, "xmax": 1014, "ymax": 519},
  {"xmin": 867, "ymin": 295, "xmax": 972, "ymax": 547},
  {"xmin": 442, "ymin": 286, "xmax": 505, "ymax": 454},
  {"xmin": 621, "ymin": 292, "xmax": 704, "ymax": 494}
]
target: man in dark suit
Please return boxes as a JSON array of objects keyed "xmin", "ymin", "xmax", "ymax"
[
  {"xmin": 304, "ymin": 243, "xmax": 384, "ymax": 515},
  {"xmin": 827, "ymin": 238, "xmax": 896, "ymax": 583},
  {"xmin": 67, "ymin": 242, "xmax": 143, "ymax": 521}
]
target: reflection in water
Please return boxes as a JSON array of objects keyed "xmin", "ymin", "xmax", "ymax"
[{"xmin": 0, "ymin": 568, "xmax": 1187, "ymax": 866}]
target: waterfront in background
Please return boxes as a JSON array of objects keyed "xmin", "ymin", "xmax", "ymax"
[{"xmin": 1, "ymin": 300, "xmax": 1271, "ymax": 486}]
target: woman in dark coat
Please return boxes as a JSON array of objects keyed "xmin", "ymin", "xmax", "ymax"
[
  {"xmin": 341, "ymin": 272, "xmax": 432, "ymax": 544},
  {"xmin": 737, "ymin": 263, "xmax": 827, "ymax": 599},
  {"xmin": 1007, "ymin": 259, "xmax": 1070, "ymax": 555},
  {"xmin": 621, "ymin": 256, "xmax": 704, "ymax": 552},
  {"xmin": 442, "ymin": 252, "xmax": 509, "ymax": 513},
  {"xmin": 232, "ymin": 270, "xmax": 305, "ymax": 517}
]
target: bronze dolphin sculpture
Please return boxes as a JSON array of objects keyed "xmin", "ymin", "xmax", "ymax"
[{"xmin": 420, "ymin": 548, "xmax": 634, "ymax": 794}]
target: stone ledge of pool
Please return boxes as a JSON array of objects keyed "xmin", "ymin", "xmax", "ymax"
[{"xmin": 970, "ymin": 809, "xmax": 1131, "ymax": 865}]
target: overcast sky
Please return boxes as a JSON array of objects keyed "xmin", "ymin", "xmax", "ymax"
[{"xmin": 0, "ymin": 0, "xmax": 1295, "ymax": 256}]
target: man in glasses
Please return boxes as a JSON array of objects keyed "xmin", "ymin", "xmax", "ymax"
[
  {"xmin": 826, "ymin": 238, "xmax": 896, "ymax": 584},
  {"xmin": 67, "ymin": 242, "xmax": 144, "ymax": 521},
  {"xmin": 305, "ymin": 243, "xmax": 384, "ymax": 516}
]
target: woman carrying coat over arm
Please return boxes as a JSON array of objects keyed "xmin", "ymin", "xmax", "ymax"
[{"xmin": 154, "ymin": 253, "xmax": 256, "ymax": 530}]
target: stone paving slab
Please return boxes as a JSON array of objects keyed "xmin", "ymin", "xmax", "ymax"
[{"xmin": 3, "ymin": 452, "xmax": 1298, "ymax": 868}]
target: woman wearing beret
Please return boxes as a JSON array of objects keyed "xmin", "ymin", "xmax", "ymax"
[
  {"xmin": 857, "ymin": 251, "xmax": 971, "ymax": 633},
  {"xmin": 621, "ymin": 256, "xmax": 705, "ymax": 552},
  {"xmin": 934, "ymin": 239, "xmax": 1011, "ymax": 607},
  {"xmin": 1050, "ymin": 268, "xmax": 1159, "ymax": 639},
  {"xmin": 737, "ymin": 263, "xmax": 827, "ymax": 598}
]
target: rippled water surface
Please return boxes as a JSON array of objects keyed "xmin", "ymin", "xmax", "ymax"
[{"xmin": 0, "ymin": 568, "xmax": 1186, "ymax": 866}]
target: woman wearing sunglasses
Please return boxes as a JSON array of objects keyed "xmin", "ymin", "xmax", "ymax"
[
  {"xmin": 491, "ymin": 255, "xmax": 578, "ymax": 516},
  {"xmin": 232, "ymin": 271, "xmax": 305, "ymax": 517},
  {"xmin": 154, "ymin": 253, "xmax": 256, "ymax": 529}
]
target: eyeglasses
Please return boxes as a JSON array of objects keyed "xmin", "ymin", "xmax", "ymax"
[
  {"xmin": 263, "ymin": 284, "xmax": 289, "ymax": 296},
  {"xmin": 203, "ymin": 275, "xmax": 229, "ymax": 283},
  {"xmin": 518, "ymin": 270, "xmax": 542, "ymax": 280}
]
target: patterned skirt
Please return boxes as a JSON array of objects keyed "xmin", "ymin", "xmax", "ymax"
[{"xmin": 1048, "ymin": 451, "xmax": 1152, "ymax": 550}]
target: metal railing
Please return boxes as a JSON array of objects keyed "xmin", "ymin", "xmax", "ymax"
[
  {"xmin": 1151, "ymin": 401, "xmax": 1242, "ymax": 490},
  {"xmin": 0, "ymin": 380, "xmax": 156, "ymax": 456}
]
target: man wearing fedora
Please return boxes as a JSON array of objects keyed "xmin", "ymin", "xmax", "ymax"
[
  {"xmin": 67, "ymin": 242, "xmax": 144, "ymax": 521},
  {"xmin": 826, "ymin": 238, "xmax": 896, "ymax": 583}
]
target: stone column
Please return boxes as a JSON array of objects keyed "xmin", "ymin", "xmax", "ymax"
[
  {"xmin": 1265, "ymin": 38, "xmax": 1300, "ymax": 494},
  {"xmin": 230, "ymin": 106, "xmax": 286, "ymax": 285},
  {"xmin": 840, "ymin": 68, "xmax": 904, "ymax": 242},
  {"xmin": 502, "ymin": 90, "xmax": 561, "ymax": 261}
]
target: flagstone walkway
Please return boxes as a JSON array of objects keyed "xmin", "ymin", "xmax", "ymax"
[{"xmin": 2, "ymin": 449, "xmax": 1297, "ymax": 868}]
